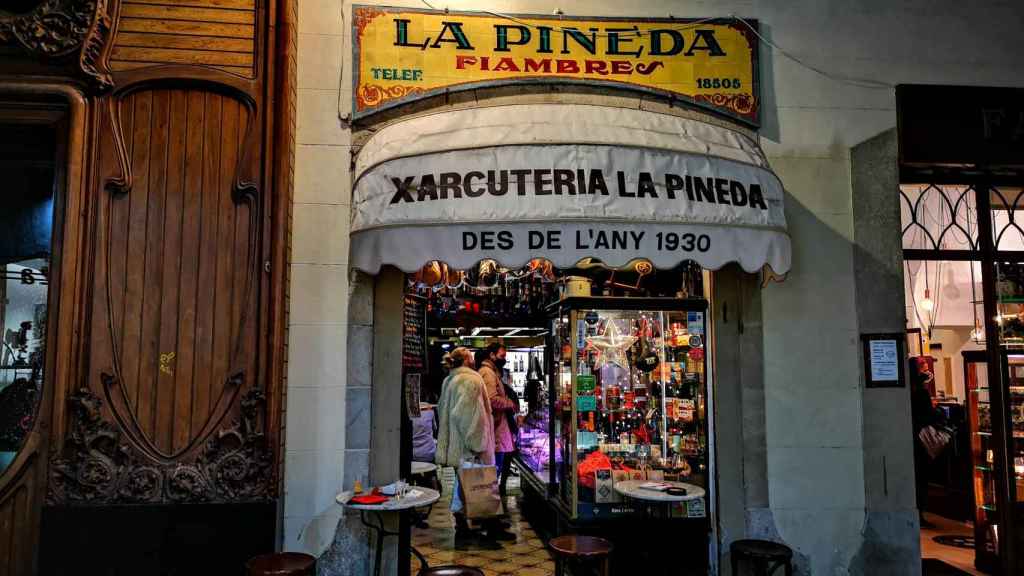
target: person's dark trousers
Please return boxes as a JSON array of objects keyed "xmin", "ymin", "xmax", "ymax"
[
  {"xmin": 498, "ymin": 451, "xmax": 516, "ymax": 513},
  {"xmin": 494, "ymin": 452, "xmax": 511, "ymax": 514}
]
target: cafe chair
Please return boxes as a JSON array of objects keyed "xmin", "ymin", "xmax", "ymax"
[{"xmin": 730, "ymin": 539, "xmax": 793, "ymax": 576}]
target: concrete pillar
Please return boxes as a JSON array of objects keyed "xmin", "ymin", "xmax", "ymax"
[
  {"xmin": 849, "ymin": 128, "xmax": 921, "ymax": 575},
  {"xmin": 713, "ymin": 266, "xmax": 772, "ymax": 575}
]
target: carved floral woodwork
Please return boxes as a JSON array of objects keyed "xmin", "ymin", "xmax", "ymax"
[
  {"xmin": 48, "ymin": 82, "xmax": 268, "ymax": 506},
  {"xmin": 0, "ymin": 0, "xmax": 114, "ymax": 88},
  {"xmin": 46, "ymin": 384, "xmax": 273, "ymax": 504}
]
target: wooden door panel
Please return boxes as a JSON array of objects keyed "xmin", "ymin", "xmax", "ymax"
[
  {"xmin": 0, "ymin": 433, "xmax": 40, "ymax": 576},
  {"xmin": 47, "ymin": 83, "xmax": 267, "ymax": 506},
  {"xmin": 103, "ymin": 88, "xmax": 256, "ymax": 459}
]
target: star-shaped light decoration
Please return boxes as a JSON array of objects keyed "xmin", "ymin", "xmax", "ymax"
[{"xmin": 586, "ymin": 318, "xmax": 637, "ymax": 368}]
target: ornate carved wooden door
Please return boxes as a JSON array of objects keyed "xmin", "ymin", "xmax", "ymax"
[
  {"xmin": 27, "ymin": 1, "xmax": 294, "ymax": 573},
  {"xmin": 0, "ymin": 0, "xmax": 293, "ymax": 572},
  {"xmin": 46, "ymin": 83, "xmax": 272, "ymax": 506}
]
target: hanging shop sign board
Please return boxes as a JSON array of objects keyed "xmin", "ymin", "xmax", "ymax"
[
  {"xmin": 351, "ymin": 6, "xmax": 760, "ymax": 125},
  {"xmin": 897, "ymin": 84, "xmax": 1024, "ymax": 167}
]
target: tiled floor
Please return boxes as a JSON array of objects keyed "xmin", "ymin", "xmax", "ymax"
[
  {"xmin": 920, "ymin": 512, "xmax": 986, "ymax": 576},
  {"xmin": 410, "ymin": 468, "xmax": 556, "ymax": 576}
]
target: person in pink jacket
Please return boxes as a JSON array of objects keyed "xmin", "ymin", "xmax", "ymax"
[{"xmin": 477, "ymin": 343, "xmax": 518, "ymax": 523}]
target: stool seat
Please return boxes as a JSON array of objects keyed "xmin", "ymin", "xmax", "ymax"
[
  {"xmin": 731, "ymin": 539, "xmax": 793, "ymax": 560},
  {"xmin": 731, "ymin": 539, "xmax": 793, "ymax": 576},
  {"xmin": 417, "ymin": 566, "xmax": 485, "ymax": 576},
  {"xmin": 550, "ymin": 535, "xmax": 613, "ymax": 576},
  {"xmin": 245, "ymin": 553, "xmax": 316, "ymax": 576},
  {"xmin": 550, "ymin": 534, "xmax": 614, "ymax": 558}
]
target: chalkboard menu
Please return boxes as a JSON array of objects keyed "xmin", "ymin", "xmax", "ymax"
[{"xmin": 402, "ymin": 295, "xmax": 427, "ymax": 372}]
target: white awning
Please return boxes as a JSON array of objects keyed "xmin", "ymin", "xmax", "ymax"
[{"xmin": 350, "ymin": 104, "xmax": 791, "ymax": 275}]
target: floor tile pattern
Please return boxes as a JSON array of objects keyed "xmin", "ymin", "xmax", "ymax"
[
  {"xmin": 410, "ymin": 468, "xmax": 555, "ymax": 576},
  {"xmin": 919, "ymin": 512, "xmax": 985, "ymax": 576}
]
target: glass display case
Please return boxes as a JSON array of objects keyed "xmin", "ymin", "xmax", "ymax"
[
  {"xmin": 517, "ymin": 347, "xmax": 558, "ymax": 483},
  {"xmin": 963, "ymin": 350, "xmax": 1024, "ymax": 572},
  {"xmin": 540, "ymin": 296, "xmax": 710, "ymax": 521}
]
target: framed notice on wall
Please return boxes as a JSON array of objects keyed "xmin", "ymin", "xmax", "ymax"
[{"xmin": 861, "ymin": 333, "xmax": 906, "ymax": 388}]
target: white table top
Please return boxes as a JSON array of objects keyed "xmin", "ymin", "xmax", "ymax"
[
  {"xmin": 336, "ymin": 487, "xmax": 440, "ymax": 511},
  {"xmin": 614, "ymin": 480, "xmax": 706, "ymax": 503},
  {"xmin": 411, "ymin": 461, "xmax": 437, "ymax": 475}
]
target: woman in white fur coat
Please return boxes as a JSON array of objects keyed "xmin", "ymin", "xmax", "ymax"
[{"xmin": 435, "ymin": 347, "xmax": 496, "ymax": 543}]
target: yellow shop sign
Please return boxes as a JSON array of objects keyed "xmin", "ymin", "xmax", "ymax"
[{"xmin": 352, "ymin": 6, "xmax": 761, "ymax": 125}]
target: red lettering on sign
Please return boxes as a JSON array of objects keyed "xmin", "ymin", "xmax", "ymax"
[
  {"xmin": 455, "ymin": 55, "xmax": 477, "ymax": 69},
  {"xmin": 524, "ymin": 58, "xmax": 552, "ymax": 73},
  {"xmin": 493, "ymin": 57, "xmax": 520, "ymax": 72},
  {"xmin": 635, "ymin": 61, "xmax": 665, "ymax": 75},
  {"xmin": 611, "ymin": 60, "xmax": 633, "ymax": 74},
  {"xmin": 585, "ymin": 60, "xmax": 609, "ymax": 75},
  {"xmin": 557, "ymin": 60, "xmax": 580, "ymax": 74}
]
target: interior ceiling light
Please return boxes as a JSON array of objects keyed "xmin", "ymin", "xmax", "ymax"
[{"xmin": 920, "ymin": 288, "xmax": 935, "ymax": 312}]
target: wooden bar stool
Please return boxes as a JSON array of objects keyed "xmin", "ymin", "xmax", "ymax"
[
  {"xmin": 730, "ymin": 539, "xmax": 793, "ymax": 576},
  {"xmin": 550, "ymin": 534, "xmax": 613, "ymax": 576},
  {"xmin": 245, "ymin": 552, "xmax": 316, "ymax": 576},
  {"xmin": 417, "ymin": 566, "xmax": 484, "ymax": 576}
]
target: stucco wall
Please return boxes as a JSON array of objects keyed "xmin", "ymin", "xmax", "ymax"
[{"xmin": 288, "ymin": 0, "xmax": 1024, "ymax": 573}]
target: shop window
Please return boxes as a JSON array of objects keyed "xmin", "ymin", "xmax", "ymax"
[
  {"xmin": 900, "ymin": 183, "xmax": 980, "ymax": 252},
  {"xmin": 990, "ymin": 187, "xmax": 1024, "ymax": 252},
  {"xmin": 0, "ymin": 122, "xmax": 55, "ymax": 472}
]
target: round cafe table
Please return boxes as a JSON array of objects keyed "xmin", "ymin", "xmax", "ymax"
[
  {"xmin": 614, "ymin": 479, "xmax": 705, "ymax": 505},
  {"xmin": 337, "ymin": 487, "xmax": 440, "ymax": 576},
  {"xmin": 613, "ymin": 480, "xmax": 706, "ymax": 576}
]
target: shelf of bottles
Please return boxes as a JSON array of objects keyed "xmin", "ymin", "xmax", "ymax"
[
  {"xmin": 1004, "ymin": 357, "xmax": 1024, "ymax": 546},
  {"xmin": 552, "ymin": 300, "xmax": 709, "ymax": 520},
  {"xmin": 966, "ymin": 352, "xmax": 1000, "ymax": 563},
  {"xmin": 996, "ymin": 263, "xmax": 1024, "ymax": 348},
  {"xmin": 992, "ymin": 262, "xmax": 1024, "ymax": 509},
  {"xmin": 964, "ymin": 348, "xmax": 1024, "ymax": 570}
]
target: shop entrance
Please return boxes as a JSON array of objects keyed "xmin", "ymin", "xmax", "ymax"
[
  {"xmin": 346, "ymin": 101, "xmax": 792, "ymax": 576},
  {"xmin": 900, "ymin": 181, "xmax": 1024, "ymax": 575},
  {"xmin": 397, "ymin": 258, "xmax": 713, "ymax": 576},
  {"xmin": 895, "ymin": 84, "xmax": 1024, "ymax": 575}
]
